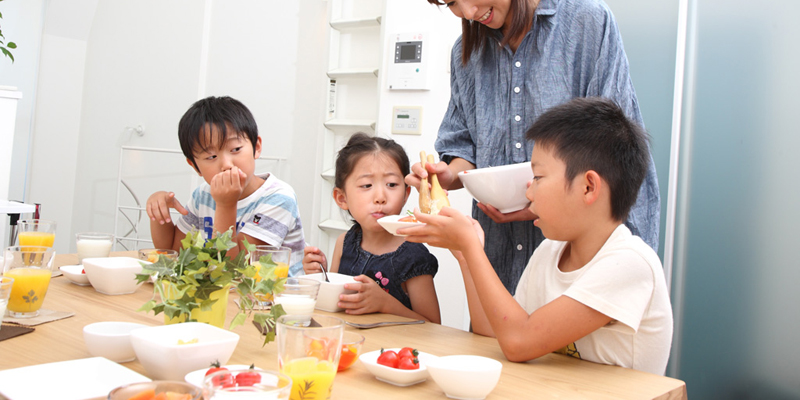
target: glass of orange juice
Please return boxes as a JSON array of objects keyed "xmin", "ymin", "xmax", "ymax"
[
  {"xmin": 251, "ymin": 246, "xmax": 291, "ymax": 304},
  {"xmin": 2, "ymin": 246, "xmax": 56, "ymax": 318},
  {"xmin": 277, "ymin": 314, "xmax": 344, "ymax": 400},
  {"xmin": 17, "ymin": 219, "xmax": 57, "ymax": 249}
]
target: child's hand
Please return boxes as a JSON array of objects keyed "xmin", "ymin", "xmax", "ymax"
[
  {"xmin": 210, "ymin": 166, "xmax": 247, "ymax": 207},
  {"xmin": 146, "ymin": 191, "xmax": 188, "ymax": 225},
  {"xmin": 338, "ymin": 275, "xmax": 393, "ymax": 315},
  {"xmin": 303, "ymin": 246, "xmax": 328, "ymax": 274},
  {"xmin": 403, "ymin": 207, "xmax": 483, "ymax": 251}
]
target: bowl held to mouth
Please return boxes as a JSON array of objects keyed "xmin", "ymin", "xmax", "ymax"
[{"xmin": 458, "ymin": 162, "xmax": 533, "ymax": 214}]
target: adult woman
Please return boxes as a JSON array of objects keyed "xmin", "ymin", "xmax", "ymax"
[{"xmin": 407, "ymin": 0, "xmax": 660, "ymax": 294}]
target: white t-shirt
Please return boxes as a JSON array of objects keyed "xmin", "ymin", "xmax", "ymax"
[
  {"xmin": 176, "ymin": 173, "xmax": 306, "ymax": 276},
  {"xmin": 514, "ymin": 225, "xmax": 673, "ymax": 375}
]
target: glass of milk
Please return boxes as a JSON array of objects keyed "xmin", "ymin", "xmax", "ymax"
[
  {"xmin": 273, "ymin": 277, "xmax": 321, "ymax": 316},
  {"xmin": 0, "ymin": 277, "xmax": 14, "ymax": 329},
  {"xmin": 76, "ymin": 232, "xmax": 114, "ymax": 264}
]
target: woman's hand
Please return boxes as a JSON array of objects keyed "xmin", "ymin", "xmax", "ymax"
[
  {"xmin": 476, "ymin": 202, "xmax": 537, "ymax": 224},
  {"xmin": 302, "ymin": 246, "xmax": 328, "ymax": 274},
  {"xmin": 338, "ymin": 275, "xmax": 395, "ymax": 315},
  {"xmin": 405, "ymin": 157, "xmax": 474, "ymax": 191}
]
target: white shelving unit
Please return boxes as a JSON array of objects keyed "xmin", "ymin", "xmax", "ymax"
[{"xmin": 318, "ymin": 0, "xmax": 385, "ymax": 254}]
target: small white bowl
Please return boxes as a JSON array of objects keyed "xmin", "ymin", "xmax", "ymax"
[
  {"xmin": 458, "ymin": 162, "xmax": 533, "ymax": 213},
  {"xmin": 83, "ymin": 321, "xmax": 149, "ymax": 362},
  {"xmin": 130, "ymin": 322, "xmax": 240, "ymax": 381},
  {"xmin": 304, "ymin": 272, "xmax": 358, "ymax": 312},
  {"xmin": 426, "ymin": 355, "xmax": 503, "ymax": 400},
  {"xmin": 359, "ymin": 348, "xmax": 437, "ymax": 387},
  {"xmin": 82, "ymin": 257, "xmax": 148, "ymax": 295},
  {"xmin": 60, "ymin": 264, "xmax": 91, "ymax": 286},
  {"xmin": 377, "ymin": 215, "xmax": 425, "ymax": 236}
]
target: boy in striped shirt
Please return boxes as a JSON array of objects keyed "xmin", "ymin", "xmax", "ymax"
[{"xmin": 147, "ymin": 96, "xmax": 306, "ymax": 275}]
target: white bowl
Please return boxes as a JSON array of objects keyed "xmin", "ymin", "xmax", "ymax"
[
  {"xmin": 83, "ymin": 321, "xmax": 149, "ymax": 362},
  {"xmin": 304, "ymin": 272, "xmax": 358, "ymax": 312},
  {"xmin": 359, "ymin": 348, "xmax": 437, "ymax": 387},
  {"xmin": 130, "ymin": 322, "xmax": 240, "ymax": 381},
  {"xmin": 60, "ymin": 264, "xmax": 91, "ymax": 286},
  {"xmin": 426, "ymin": 355, "xmax": 503, "ymax": 400},
  {"xmin": 458, "ymin": 162, "xmax": 533, "ymax": 213},
  {"xmin": 82, "ymin": 257, "xmax": 147, "ymax": 295},
  {"xmin": 377, "ymin": 215, "xmax": 425, "ymax": 236}
]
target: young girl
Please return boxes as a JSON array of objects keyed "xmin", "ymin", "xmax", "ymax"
[{"xmin": 303, "ymin": 133, "xmax": 440, "ymax": 323}]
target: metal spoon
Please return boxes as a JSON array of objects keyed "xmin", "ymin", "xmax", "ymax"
[
  {"xmin": 320, "ymin": 262, "xmax": 330, "ymax": 283},
  {"xmin": 345, "ymin": 320, "xmax": 425, "ymax": 329}
]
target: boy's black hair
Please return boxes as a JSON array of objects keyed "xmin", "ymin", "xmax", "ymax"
[
  {"xmin": 525, "ymin": 97, "xmax": 650, "ymax": 222},
  {"xmin": 178, "ymin": 96, "xmax": 259, "ymax": 170},
  {"xmin": 334, "ymin": 133, "xmax": 410, "ymax": 190}
]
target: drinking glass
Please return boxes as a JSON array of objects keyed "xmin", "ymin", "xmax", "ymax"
[
  {"xmin": 0, "ymin": 276, "xmax": 14, "ymax": 328},
  {"xmin": 76, "ymin": 232, "xmax": 114, "ymax": 264},
  {"xmin": 273, "ymin": 278, "xmax": 320, "ymax": 317},
  {"xmin": 138, "ymin": 248, "xmax": 179, "ymax": 263},
  {"xmin": 252, "ymin": 245, "xmax": 292, "ymax": 279},
  {"xmin": 250, "ymin": 246, "xmax": 292, "ymax": 304},
  {"xmin": 277, "ymin": 314, "xmax": 344, "ymax": 400},
  {"xmin": 203, "ymin": 368, "xmax": 292, "ymax": 399},
  {"xmin": 17, "ymin": 219, "xmax": 57, "ymax": 248},
  {"xmin": 2, "ymin": 246, "xmax": 56, "ymax": 318}
]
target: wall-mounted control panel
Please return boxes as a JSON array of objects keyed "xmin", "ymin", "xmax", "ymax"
[
  {"xmin": 388, "ymin": 32, "xmax": 429, "ymax": 90},
  {"xmin": 391, "ymin": 106, "xmax": 423, "ymax": 135}
]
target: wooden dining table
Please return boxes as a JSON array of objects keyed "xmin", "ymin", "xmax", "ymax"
[{"xmin": 0, "ymin": 252, "xmax": 687, "ymax": 399}]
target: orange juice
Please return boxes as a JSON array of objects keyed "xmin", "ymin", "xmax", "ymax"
[
  {"xmin": 281, "ymin": 357, "xmax": 337, "ymax": 400},
  {"xmin": 5, "ymin": 268, "xmax": 51, "ymax": 314},
  {"xmin": 253, "ymin": 261, "xmax": 289, "ymax": 302},
  {"xmin": 18, "ymin": 231, "xmax": 55, "ymax": 248}
]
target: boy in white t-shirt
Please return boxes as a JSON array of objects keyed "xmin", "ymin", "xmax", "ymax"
[
  {"xmin": 405, "ymin": 97, "xmax": 673, "ymax": 375},
  {"xmin": 146, "ymin": 96, "xmax": 305, "ymax": 275}
]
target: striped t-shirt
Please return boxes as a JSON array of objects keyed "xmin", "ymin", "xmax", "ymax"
[{"xmin": 176, "ymin": 173, "xmax": 306, "ymax": 276}]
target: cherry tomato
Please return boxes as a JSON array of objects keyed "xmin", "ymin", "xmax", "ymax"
[
  {"xmin": 235, "ymin": 364, "xmax": 261, "ymax": 387},
  {"xmin": 206, "ymin": 361, "xmax": 234, "ymax": 388},
  {"xmin": 397, "ymin": 356, "xmax": 420, "ymax": 370},
  {"xmin": 376, "ymin": 349, "xmax": 399, "ymax": 368},
  {"xmin": 397, "ymin": 347, "xmax": 418, "ymax": 360}
]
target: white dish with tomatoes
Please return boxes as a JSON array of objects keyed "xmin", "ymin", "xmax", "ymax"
[
  {"xmin": 359, "ymin": 347, "xmax": 438, "ymax": 387},
  {"xmin": 60, "ymin": 264, "xmax": 91, "ymax": 286},
  {"xmin": 184, "ymin": 364, "xmax": 255, "ymax": 388}
]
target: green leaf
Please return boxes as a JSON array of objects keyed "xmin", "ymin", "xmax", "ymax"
[
  {"xmin": 137, "ymin": 300, "xmax": 156, "ymax": 313},
  {"xmin": 7, "ymin": 42, "xmax": 15, "ymax": 49},
  {"xmin": 229, "ymin": 312, "xmax": 246, "ymax": 330}
]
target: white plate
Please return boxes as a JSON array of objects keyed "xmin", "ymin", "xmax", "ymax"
[
  {"xmin": 184, "ymin": 364, "xmax": 252, "ymax": 388},
  {"xmin": 359, "ymin": 348, "xmax": 437, "ymax": 387},
  {"xmin": 60, "ymin": 264, "xmax": 91, "ymax": 286},
  {"xmin": 377, "ymin": 215, "xmax": 425, "ymax": 236},
  {"xmin": 0, "ymin": 357, "xmax": 150, "ymax": 400}
]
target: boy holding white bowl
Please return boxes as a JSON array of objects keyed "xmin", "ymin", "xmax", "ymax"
[{"xmin": 404, "ymin": 97, "xmax": 673, "ymax": 375}]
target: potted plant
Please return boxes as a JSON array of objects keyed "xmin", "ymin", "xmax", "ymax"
[
  {"xmin": 136, "ymin": 229, "xmax": 286, "ymax": 343},
  {"xmin": 0, "ymin": 0, "xmax": 17, "ymax": 63}
]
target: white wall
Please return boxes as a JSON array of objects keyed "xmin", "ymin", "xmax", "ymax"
[
  {"xmin": 378, "ymin": 1, "xmax": 467, "ymax": 330},
  {"xmin": 20, "ymin": 1, "xmax": 327, "ymax": 255}
]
